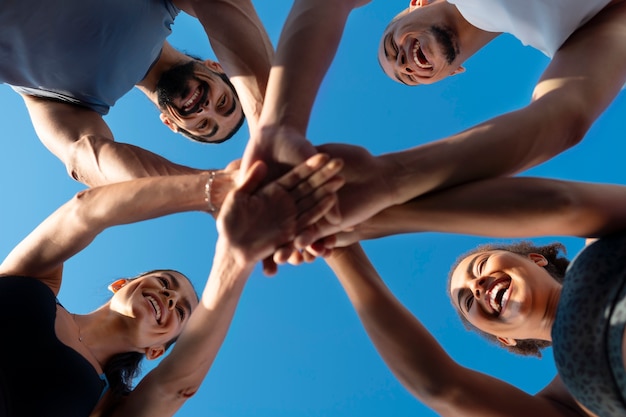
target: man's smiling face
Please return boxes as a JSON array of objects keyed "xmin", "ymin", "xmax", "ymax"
[{"xmin": 157, "ymin": 60, "xmax": 244, "ymax": 143}]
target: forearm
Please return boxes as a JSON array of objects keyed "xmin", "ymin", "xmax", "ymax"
[
  {"xmin": 67, "ymin": 136, "xmax": 205, "ymax": 186},
  {"xmin": 325, "ymin": 245, "xmax": 461, "ymax": 407},
  {"xmin": 0, "ymin": 174, "xmax": 214, "ymax": 278},
  {"xmin": 116, "ymin": 237, "xmax": 253, "ymax": 417},
  {"xmin": 345, "ymin": 177, "xmax": 626, "ymax": 242},
  {"xmin": 382, "ymin": 96, "xmax": 587, "ymax": 206},
  {"xmin": 384, "ymin": 1, "xmax": 626, "ymax": 205},
  {"xmin": 257, "ymin": 0, "xmax": 363, "ymax": 134}
]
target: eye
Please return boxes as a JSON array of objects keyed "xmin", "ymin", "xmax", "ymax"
[
  {"xmin": 158, "ymin": 277, "xmax": 170, "ymax": 289},
  {"xmin": 217, "ymin": 95, "xmax": 226, "ymax": 108},
  {"xmin": 465, "ymin": 294, "xmax": 474, "ymax": 312},
  {"xmin": 477, "ymin": 256, "xmax": 489, "ymax": 276},
  {"xmin": 198, "ymin": 119, "xmax": 208, "ymax": 130},
  {"xmin": 176, "ymin": 306, "xmax": 186, "ymax": 320}
]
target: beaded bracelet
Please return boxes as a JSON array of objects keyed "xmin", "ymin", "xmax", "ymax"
[{"xmin": 204, "ymin": 171, "xmax": 217, "ymax": 213}]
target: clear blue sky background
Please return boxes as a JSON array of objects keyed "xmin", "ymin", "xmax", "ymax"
[{"xmin": 1, "ymin": 1, "xmax": 625, "ymax": 416}]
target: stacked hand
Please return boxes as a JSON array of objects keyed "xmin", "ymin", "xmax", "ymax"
[{"xmin": 217, "ymin": 153, "xmax": 344, "ymax": 274}]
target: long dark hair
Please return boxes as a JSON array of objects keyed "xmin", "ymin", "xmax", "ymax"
[{"xmin": 448, "ymin": 241, "xmax": 570, "ymax": 357}]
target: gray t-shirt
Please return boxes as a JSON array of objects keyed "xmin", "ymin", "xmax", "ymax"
[{"xmin": 0, "ymin": 0, "xmax": 179, "ymax": 114}]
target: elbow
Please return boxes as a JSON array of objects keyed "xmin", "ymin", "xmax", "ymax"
[
  {"xmin": 530, "ymin": 89, "xmax": 594, "ymax": 154},
  {"xmin": 66, "ymin": 135, "xmax": 108, "ymax": 186}
]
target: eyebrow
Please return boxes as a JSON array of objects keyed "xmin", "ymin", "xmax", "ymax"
[
  {"xmin": 455, "ymin": 254, "xmax": 480, "ymax": 311},
  {"xmin": 163, "ymin": 272, "xmax": 193, "ymax": 315}
]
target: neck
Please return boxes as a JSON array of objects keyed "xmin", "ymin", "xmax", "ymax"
[
  {"xmin": 539, "ymin": 285, "xmax": 562, "ymax": 342},
  {"xmin": 136, "ymin": 41, "xmax": 189, "ymax": 105},
  {"xmin": 445, "ymin": 1, "xmax": 500, "ymax": 65},
  {"xmin": 73, "ymin": 307, "xmax": 140, "ymax": 367}
]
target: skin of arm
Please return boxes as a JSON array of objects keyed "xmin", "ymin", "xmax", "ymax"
[
  {"xmin": 325, "ymin": 244, "xmax": 587, "ymax": 417},
  {"xmin": 239, "ymin": 0, "xmax": 370, "ymax": 177},
  {"xmin": 22, "ymin": 95, "xmax": 196, "ymax": 183},
  {"xmin": 332, "ymin": 177, "xmax": 626, "ymax": 247},
  {"xmin": 285, "ymin": 0, "xmax": 626, "ymax": 248},
  {"xmin": 21, "ymin": 95, "xmax": 238, "ymax": 208},
  {"xmin": 0, "ymin": 173, "xmax": 214, "ymax": 294},
  {"xmin": 103, "ymin": 154, "xmax": 344, "ymax": 417},
  {"xmin": 383, "ymin": 0, "xmax": 626, "ymax": 205},
  {"xmin": 173, "ymin": 0, "xmax": 273, "ymax": 131}
]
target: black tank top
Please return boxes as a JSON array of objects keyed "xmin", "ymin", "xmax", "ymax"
[{"xmin": 0, "ymin": 276, "xmax": 108, "ymax": 417}]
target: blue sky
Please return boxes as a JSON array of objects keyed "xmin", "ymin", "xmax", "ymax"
[{"xmin": 1, "ymin": 1, "xmax": 625, "ymax": 416}]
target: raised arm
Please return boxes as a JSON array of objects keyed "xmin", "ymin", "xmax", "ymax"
[
  {"xmin": 239, "ymin": 0, "xmax": 370, "ymax": 176},
  {"xmin": 325, "ymin": 244, "xmax": 583, "ymax": 417},
  {"xmin": 108, "ymin": 154, "xmax": 344, "ymax": 417},
  {"xmin": 21, "ymin": 95, "xmax": 239, "ymax": 187},
  {"xmin": 333, "ymin": 177, "xmax": 626, "ymax": 247},
  {"xmin": 173, "ymin": 0, "xmax": 273, "ymax": 131},
  {"xmin": 384, "ymin": 0, "xmax": 626, "ymax": 204},
  {"xmin": 0, "ymin": 173, "xmax": 215, "ymax": 294}
]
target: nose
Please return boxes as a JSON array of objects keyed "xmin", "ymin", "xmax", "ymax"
[
  {"xmin": 196, "ymin": 98, "xmax": 212, "ymax": 114},
  {"xmin": 396, "ymin": 48, "xmax": 413, "ymax": 74},
  {"xmin": 162, "ymin": 289, "xmax": 180, "ymax": 310},
  {"xmin": 469, "ymin": 277, "xmax": 487, "ymax": 298}
]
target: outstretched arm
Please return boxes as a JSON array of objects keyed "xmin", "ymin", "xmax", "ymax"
[
  {"xmin": 332, "ymin": 177, "xmax": 626, "ymax": 247},
  {"xmin": 293, "ymin": 0, "xmax": 626, "ymax": 244},
  {"xmin": 384, "ymin": 0, "xmax": 626, "ymax": 204},
  {"xmin": 239, "ymin": 0, "xmax": 370, "ymax": 177},
  {"xmin": 325, "ymin": 244, "xmax": 583, "ymax": 417},
  {"xmin": 109, "ymin": 154, "xmax": 344, "ymax": 417},
  {"xmin": 21, "ymin": 95, "xmax": 218, "ymax": 186},
  {"xmin": 0, "ymin": 173, "xmax": 215, "ymax": 294}
]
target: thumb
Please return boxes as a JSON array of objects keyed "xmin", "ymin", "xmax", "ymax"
[{"xmin": 237, "ymin": 160, "xmax": 268, "ymax": 194}]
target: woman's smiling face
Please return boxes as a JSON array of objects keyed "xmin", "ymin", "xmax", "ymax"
[{"xmin": 449, "ymin": 250, "xmax": 559, "ymax": 342}]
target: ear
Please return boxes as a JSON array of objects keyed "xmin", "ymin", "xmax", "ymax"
[
  {"xmin": 528, "ymin": 253, "xmax": 548, "ymax": 267},
  {"xmin": 108, "ymin": 279, "xmax": 130, "ymax": 293},
  {"xmin": 450, "ymin": 66, "xmax": 466, "ymax": 76},
  {"xmin": 159, "ymin": 113, "xmax": 178, "ymax": 133},
  {"xmin": 497, "ymin": 336, "xmax": 517, "ymax": 347},
  {"xmin": 409, "ymin": 0, "xmax": 429, "ymax": 11},
  {"xmin": 203, "ymin": 59, "xmax": 223, "ymax": 73},
  {"xmin": 145, "ymin": 345, "xmax": 166, "ymax": 360}
]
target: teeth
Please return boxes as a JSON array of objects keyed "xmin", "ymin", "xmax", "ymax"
[
  {"xmin": 412, "ymin": 40, "xmax": 433, "ymax": 69},
  {"xmin": 183, "ymin": 88, "xmax": 201, "ymax": 110},
  {"xmin": 146, "ymin": 295, "xmax": 162, "ymax": 322},
  {"xmin": 488, "ymin": 282, "xmax": 510, "ymax": 314}
]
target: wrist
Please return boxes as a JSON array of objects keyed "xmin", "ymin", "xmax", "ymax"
[{"xmin": 204, "ymin": 170, "xmax": 235, "ymax": 215}]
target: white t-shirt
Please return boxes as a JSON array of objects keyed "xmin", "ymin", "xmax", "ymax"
[{"xmin": 448, "ymin": 0, "xmax": 611, "ymax": 57}]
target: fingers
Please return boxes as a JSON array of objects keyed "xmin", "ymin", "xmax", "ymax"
[
  {"xmin": 274, "ymin": 154, "xmax": 343, "ymax": 199},
  {"xmin": 262, "ymin": 256, "xmax": 278, "ymax": 276},
  {"xmin": 238, "ymin": 160, "xmax": 268, "ymax": 194}
]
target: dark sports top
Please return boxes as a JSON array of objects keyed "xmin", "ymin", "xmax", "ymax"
[
  {"xmin": 552, "ymin": 234, "xmax": 626, "ymax": 416},
  {"xmin": 0, "ymin": 276, "xmax": 108, "ymax": 417}
]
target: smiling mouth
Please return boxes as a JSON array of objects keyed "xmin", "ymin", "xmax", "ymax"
[
  {"xmin": 487, "ymin": 279, "xmax": 511, "ymax": 316},
  {"xmin": 176, "ymin": 82, "xmax": 209, "ymax": 116},
  {"xmin": 145, "ymin": 295, "xmax": 162, "ymax": 323},
  {"xmin": 412, "ymin": 40, "xmax": 432, "ymax": 69}
]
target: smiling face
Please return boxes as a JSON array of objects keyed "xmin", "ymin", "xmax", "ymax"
[
  {"xmin": 157, "ymin": 60, "xmax": 244, "ymax": 143},
  {"xmin": 109, "ymin": 270, "xmax": 199, "ymax": 352},
  {"xmin": 378, "ymin": 2, "xmax": 465, "ymax": 86},
  {"xmin": 449, "ymin": 250, "xmax": 561, "ymax": 342}
]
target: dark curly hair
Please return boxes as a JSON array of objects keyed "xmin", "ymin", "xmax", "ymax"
[{"xmin": 447, "ymin": 241, "xmax": 570, "ymax": 357}]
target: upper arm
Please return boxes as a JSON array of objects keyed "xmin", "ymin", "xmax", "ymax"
[
  {"xmin": 531, "ymin": 0, "xmax": 626, "ymax": 137},
  {"xmin": 21, "ymin": 95, "xmax": 114, "ymax": 162}
]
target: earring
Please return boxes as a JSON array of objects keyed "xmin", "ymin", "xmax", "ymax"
[{"xmin": 108, "ymin": 279, "xmax": 128, "ymax": 293}]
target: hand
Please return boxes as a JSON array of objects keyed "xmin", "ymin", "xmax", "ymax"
[
  {"xmin": 300, "ymin": 143, "xmax": 396, "ymax": 245},
  {"xmin": 239, "ymin": 125, "xmax": 318, "ymax": 183},
  {"xmin": 217, "ymin": 153, "xmax": 344, "ymax": 267}
]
